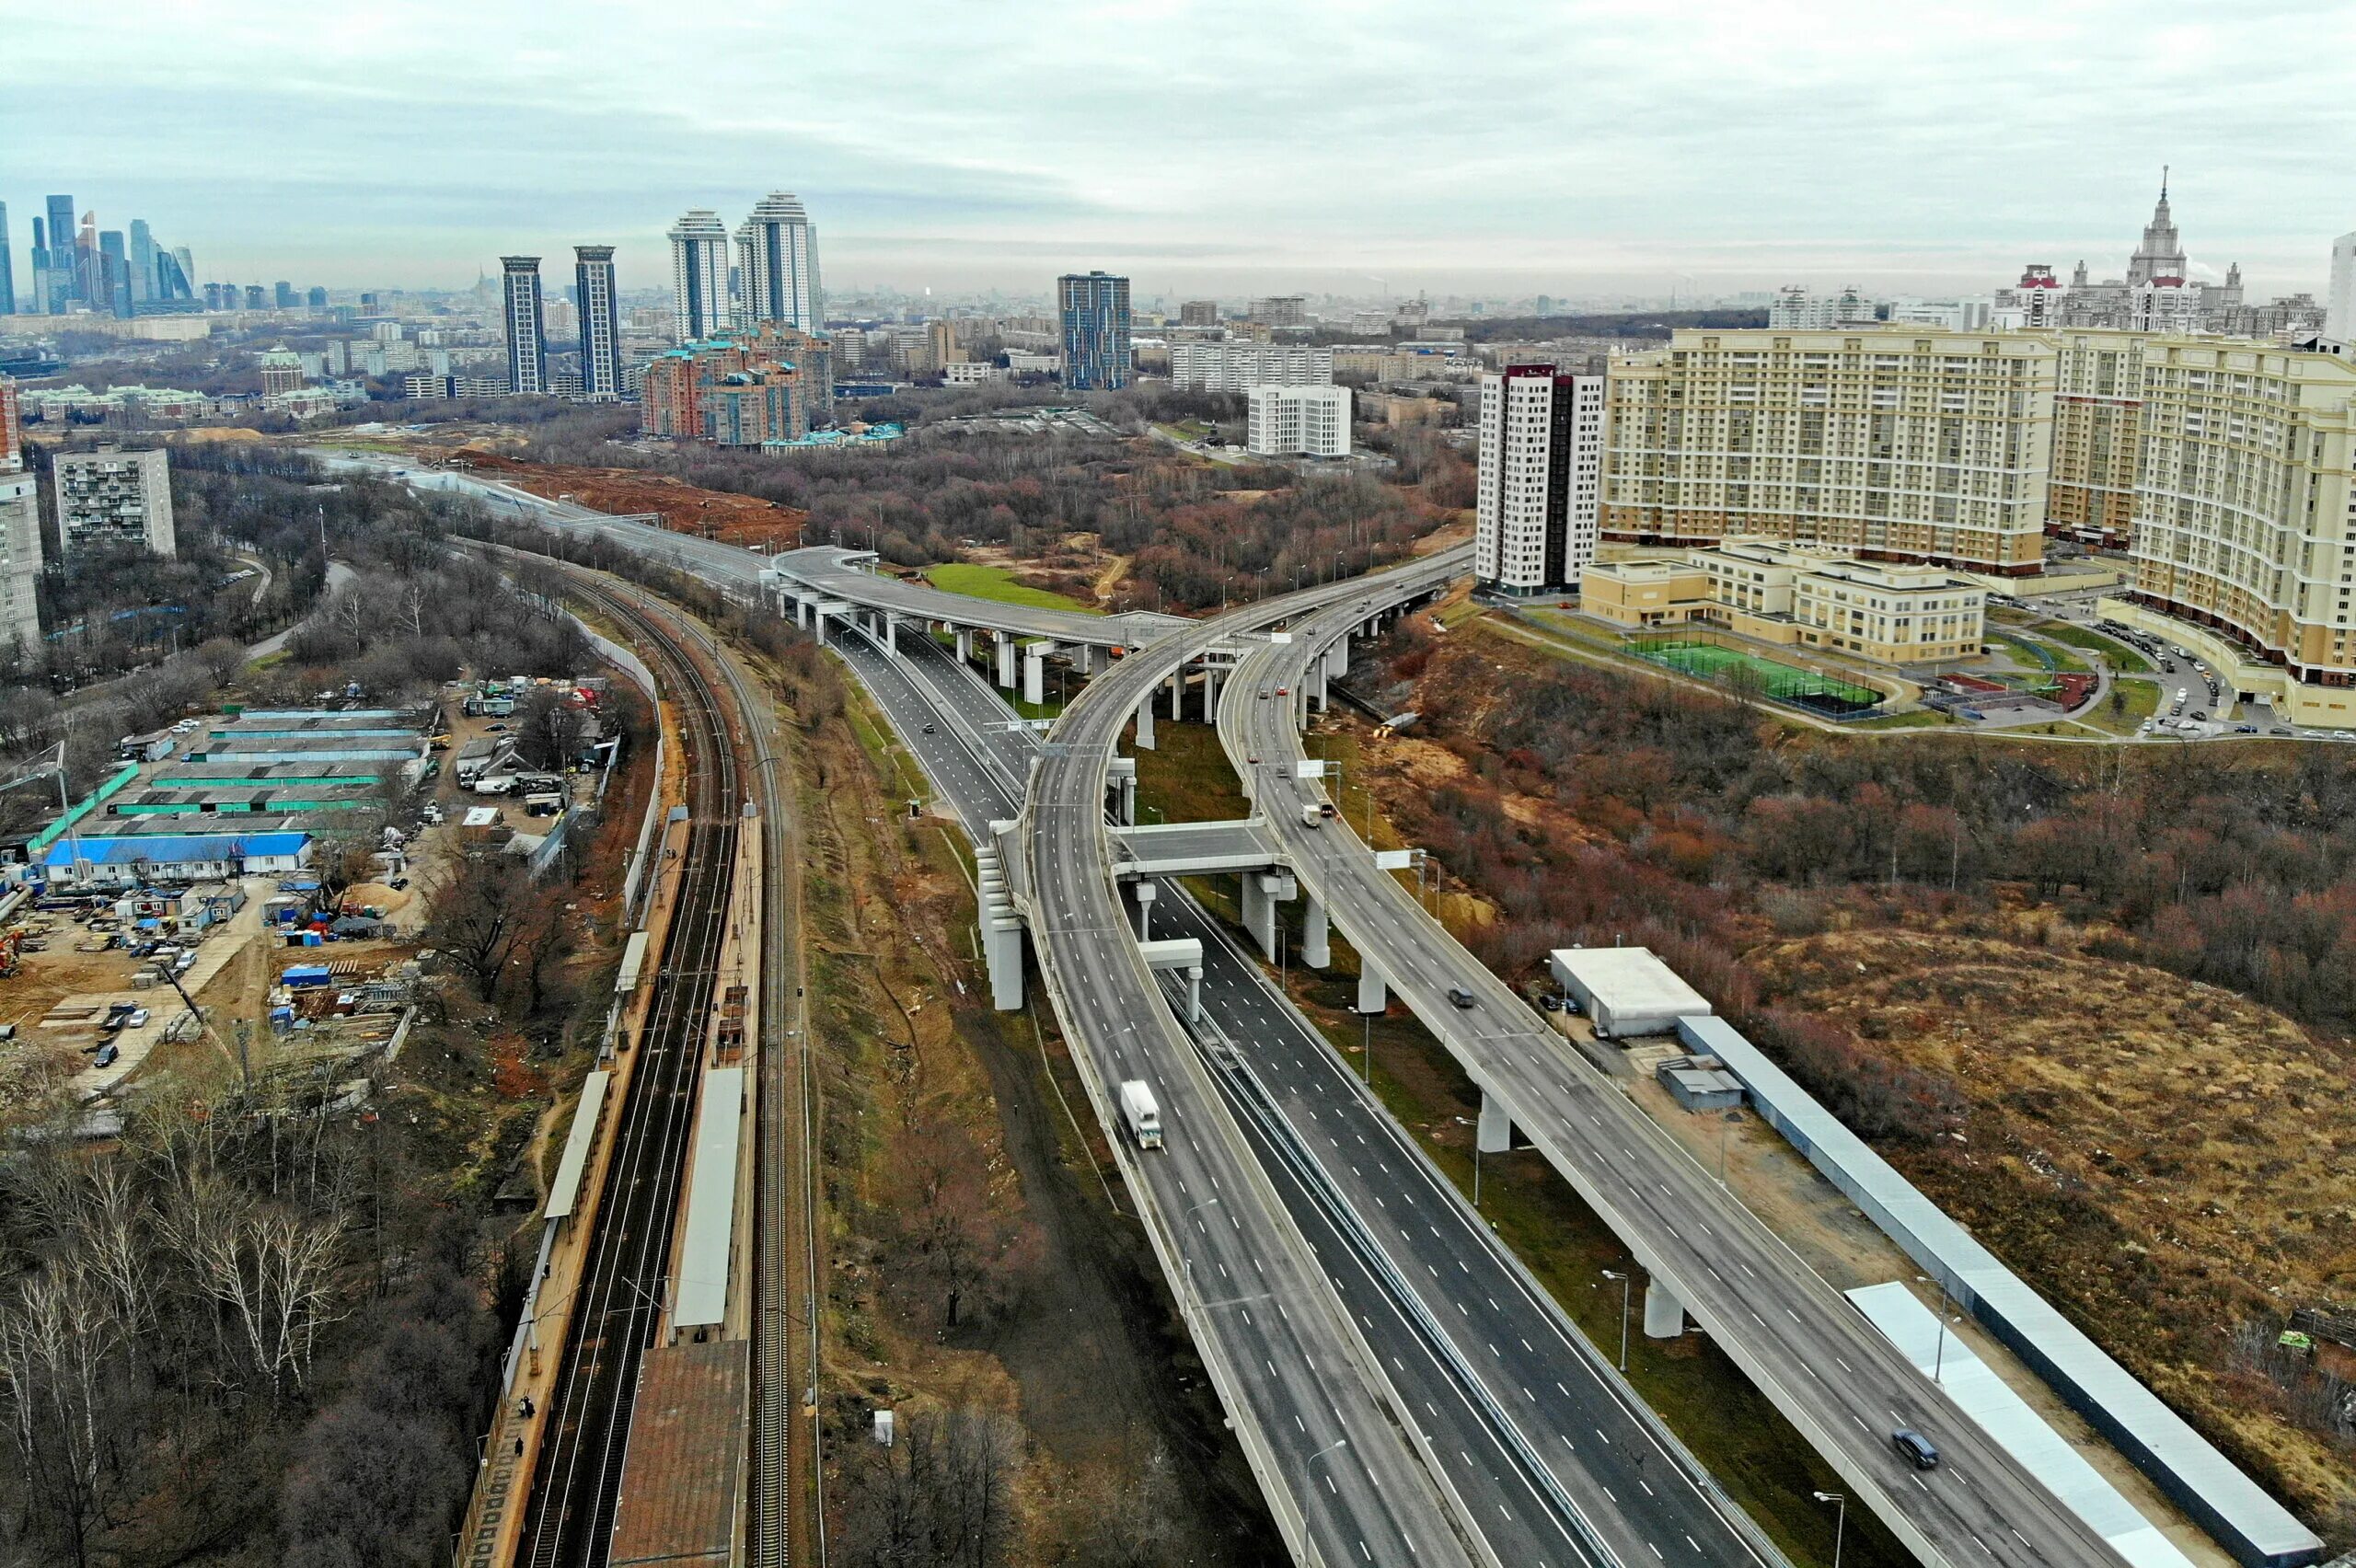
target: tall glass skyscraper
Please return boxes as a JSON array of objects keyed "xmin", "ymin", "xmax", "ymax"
[
  {"xmin": 0, "ymin": 203, "xmax": 14, "ymax": 316},
  {"xmin": 501, "ymin": 256, "xmax": 549, "ymax": 396},
  {"xmin": 573, "ymin": 245, "xmax": 622, "ymax": 401},
  {"xmin": 734, "ymin": 191, "xmax": 821, "ymax": 331},
  {"xmin": 129, "ymin": 219, "xmax": 156, "ymax": 304},
  {"xmin": 1057, "ymin": 271, "xmax": 1133, "ymax": 391},
  {"xmin": 98, "ymin": 230, "xmax": 130, "ymax": 317},
  {"xmin": 667, "ymin": 210, "xmax": 732, "ymax": 340},
  {"xmin": 43, "ymin": 196, "xmax": 75, "ymax": 309}
]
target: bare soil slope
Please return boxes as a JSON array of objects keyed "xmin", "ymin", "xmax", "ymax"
[{"xmin": 1750, "ymin": 928, "xmax": 2356, "ymax": 1526}]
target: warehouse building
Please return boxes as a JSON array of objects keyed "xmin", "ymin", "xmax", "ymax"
[
  {"xmin": 1547, "ymin": 946, "xmax": 1712, "ymax": 1039},
  {"xmin": 39, "ymin": 831, "xmax": 312, "ymax": 889}
]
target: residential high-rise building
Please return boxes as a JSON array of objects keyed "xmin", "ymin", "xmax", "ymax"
[
  {"xmin": 2117, "ymin": 336, "xmax": 2356, "ymax": 723},
  {"xmin": 1057, "ymin": 271, "xmax": 1131, "ymax": 391},
  {"xmin": 734, "ymin": 191, "xmax": 821, "ymax": 330},
  {"xmin": 44, "ymin": 196, "xmax": 75, "ymax": 308},
  {"xmin": 501, "ymin": 256, "xmax": 549, "ymax": 396},
  {"xmin": 128, "ymin": 220, "xmax": 156, "ymax": 303},
  {"xmin": 1246, "ymin": 383, "xmax": 1350, "ymax": 457},
  {"xmin": 274, "ymin": 281, "xmax": 296, "ymax": 310},
  {"xmin": 1601, "ymin": 329, "xmax": 2055, "ymax": 575},
  {"xmin": 641, "ymin": 326, "xmax": 820, "ymax": 446},
  {"xmin": 0, "ymin": 380, "xmax": 40, "ymax": 659},
  {"xmin": 1475, "ymin": 365, "xmax": 1605, "ymax": 594},
  {"xmin": 573, "ymin": 245, "xmax": 622, "ymax": 401},
  {"xmin": 52, "ymin": 445, "xmax": 177, "ymax": 558},
  {"xmin": 668, "ymin": 210, "xmax": 733, "ymax": 339},
  {"xmin": 1249, "ymin": 294, "xmax": 1307, "ymax": 328},
  {"xmin": 0, "ymin": 203, "xmax": 13, "ymax": 316},
  {"xmin": 1169, "ymin": 341, "xmax": 1332, "ymax": 393},
  {"xmin": 306, "ymin": 285, "xmax": 327, "ymax": 309},
  {"xmin": 2327, "ymin": 232, "xmax": 2356, "ymax": 342},
  {"xmin": 245, "ymin": 284, "xmax": 266, "ymax": 312},
  {"xmin": 2045, "ymin": 330, "xmax": 2148, "ymax": 548},
  {"xmin": 1179, "ymin": 299, "xmax": 1218, "ymax": 326}
]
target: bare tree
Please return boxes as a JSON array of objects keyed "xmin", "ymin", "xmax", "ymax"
[
  {"xmin": 425, "ymin": 854, "xmax": 537, "ymax": 1002},
  {"xmin": 0, "ymin": 1261, "xmax": 125, "ymax": 1568}
]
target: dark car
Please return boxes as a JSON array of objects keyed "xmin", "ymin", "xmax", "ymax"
[
  {"xmin": 1892, "ymin": 1428, "xmax": 1939, "ymax": 1470},
  {"xmin": 921, "ymin": 723, "xmax": 936, "ymax": 735},
  {"xmin": 1448, "ymin": 986, "xmax": 1476, "ymax": 1009},
  {"xmin": 94, "ymin": 1043, "xmax": 120, "ymax": 1068},
  {"xmin": 1538, "ymin": 994, "xmax": 1563, "ymax": 1012}
]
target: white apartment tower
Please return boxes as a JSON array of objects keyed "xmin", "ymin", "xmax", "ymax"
[
  {"xmin": 668, "ymin": 209, "xmax": 733, "ymax": 340},
  {"xmin": 1245, "ymin": 384, "xmax": 1350, "ymax": 457},
  {"xmin": 52, "ymin": 446, "xmax": 176, "ymax": 559},
  {"xmin": 2327, "ymin": 231, "xmax": 2356, "ymax": 342},
  {"xmin": 1475, "ymin": 365, "xmax": 1604, "ymax": 594},
  {"xmin": 734, "ymin": 191, "xmax": 821, "ymax": 331},
  {"xmin": 0, "ymin": 379, "xmax": 42, "ymax": 659},
  {"xmin": 500, "ymin": 256, "xmax": 549, "ymax": 397}
]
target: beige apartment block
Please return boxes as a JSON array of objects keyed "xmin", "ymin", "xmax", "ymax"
[
  {"xmin": 2119, "ymin": 336, "xmax": 2356, "ymax": 713},
  {"xmin": 1585, "ymin": 539, "xmax": 1985, "ymax": 665},
  {"xmin": 1602, "ymin": 329, "xmax": 2055, "ymax": 575},
  {"xmin": 2047, "ymin": 329, "xmax": 2148, "ymax": 546}
]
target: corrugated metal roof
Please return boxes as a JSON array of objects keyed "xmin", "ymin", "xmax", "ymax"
[
  {"xmin": 1847, "ymin": 1283, "xmax": 2195, "ymax": 1568},
  {"xmin": 1551, "ymin": 946, "xmax": 1712, "ymax": 1018},
  {"xmin": 1682, "ymin": 1013, "xmax": 2322, "ymax": 1567},
  {"xmin": 544, "ymin": 1071, "xmax": 611, "ymax": 1223},
  {"xmin": 42, "ymin": 831, "xmax": 309, "ymax": 867},
  {"xmin": 673, "ymin": 1067, "xmax": 744, "ymax": 1331}
]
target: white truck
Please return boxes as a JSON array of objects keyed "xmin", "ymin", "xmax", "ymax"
[
  {"xmin": 1117, "ymin": 1079, "xmax": 1163, "ymax": 1150},
  {"xmin": 1300, "ymin": 802, "xmax": 1323, "ymax": 828}
]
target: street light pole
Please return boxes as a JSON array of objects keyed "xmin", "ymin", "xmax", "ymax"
[
  {"xmin": 1601, "ymin": 1269, "xmax": 1631, "ymax": 1372},
  {"xmin": 1299, "ymin": 1437, "xmax": 1347, "ymax": 1554},
  {"xmin": 1917, "ymin": 1274, "xmax": 1955, "ymax": 1383},
  {"xmin": 1812, "ymin": 1491, "xmax": 1846, "ymax": 1568}
]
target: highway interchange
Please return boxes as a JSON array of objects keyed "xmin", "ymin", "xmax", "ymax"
[{"xmin": 341, "ymin": 447, "xmax": 2148, "ymax": 1568}]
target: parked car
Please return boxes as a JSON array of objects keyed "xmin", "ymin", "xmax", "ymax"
[
  {"xmin": 125, "ymin": 1009, "xmax": 151, "ymax": 1029},
  {"xmin": 94, "ymin": 1043, "xmax": 119, "ymax": 1068}
]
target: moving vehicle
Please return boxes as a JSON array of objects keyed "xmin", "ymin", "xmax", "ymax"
[
  {"xmin": 1318, "ymin": 801, "xmax": 1336, "ymax": 819},
  {"xmin": 1117, "ymin": 1079, "xmax": 1163, "ymax": 1150},
  {"xmin": 921, "ymin": 722, "xmax": 936, "ymax": 734},
  {"xmin": 1300, "ymin": 803, "xmax": 1323, "ymax": 828},
  {"xmin": 1892, "ymin": 1428, "xmax": 1940, "ymax": 1470},
  {"xmin": 1448, "ymin": 986, "xmax": 1477, "ymax": 1009}
]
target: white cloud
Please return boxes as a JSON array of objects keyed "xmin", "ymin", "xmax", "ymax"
[{"xmin": 7, "ymin": 0, "xmax": 2352, "ymax": 296}]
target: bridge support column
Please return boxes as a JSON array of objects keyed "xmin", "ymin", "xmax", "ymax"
[
  {"xmin": 1311, "ymin": 662, "xmax": 1329, "ymax": 713},
  {"xmin": 1644, "ymin": 1278, "xmax": 1687, "ymax": 1340},
  {"xmin": 1301, "ymin": 894, "xmax": 1330, "ymax": 969},
  {"xmin": 955, "ymin": 627, "xmax": 973, "ymax": 663},
  {"xmin": 1326, "ymin": 633, "xmax": 1350, "ymax": 678},
  {"xmin": 1185, "ymin": 964, "xmax": 1204, "ymax": 1023},
  {"xmin": 1356, "ymin": 963, "xmax": 1388, "ymax": 1015},
  {"xmin": 1200, "ymin": 665, "xmax": 1220, "ymax": 722},
  {"xmin": 793, "ymin": 594, "xmax": 809, "ymax": 628},
  {"xmin": 1116, "ymin": 774, "xmax": 1138, "ymax": 825},
  {"xmin": 983, "ymin": 917, "xmax": 1024, "ymax": 1010},
  {"xmin": 1169, "ymin": 668, "xmax": 1184, "ymax": 719},
  {"xmin": 1074, "ymin": 644, "xmax": 1096, "ymax": 676},
  {"xmin": 994, "ymin": 632, "xmax": 1017, "ymax": 688},
  {"xmin": 1242, "ymin": 870, "xmax": 1294, "ymax": 963},
  {"xmin": 1134, "ymin": 694, "xmax": 1156, "ymax": 751},
  {"xmin": 1023, "ymin": 644, "xmax": 1047, "ymax": 707},
  {"xmin": 884, "ymin": 612, "xmax": 900, "ymax": 657},
  {"xmin": 1130, "ymin": 881, "xmax": 1157, "ymax": 941},
  {"xmin": 1477, "ymin": 1090, "xmax": 1513, "ymax": 1154}
]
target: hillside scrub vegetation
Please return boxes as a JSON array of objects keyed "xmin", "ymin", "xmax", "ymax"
[{"xmin": 1354, "ymin": 617, "xmax": 2356, "ymax": 1533}]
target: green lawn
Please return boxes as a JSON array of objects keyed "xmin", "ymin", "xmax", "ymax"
[
  {"xmin": 924, "ymin": 562, "xmax": 1103, "ymax": 615},
  {"xmin": 2037, "ymin": 620, "xmax": 2154, "ymax": 674},
  {"xmin": 2079, "ymin": 676, "xmax": 2163, "ymax": 734}
]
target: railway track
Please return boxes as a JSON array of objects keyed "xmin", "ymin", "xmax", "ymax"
[{"xmin": 511, "ymin": 583, "xmax": 743, "ymax": 1568}]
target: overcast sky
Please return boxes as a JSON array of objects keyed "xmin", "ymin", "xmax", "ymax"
[{"xmin": 9, "ymin": 0, "xmax": 2352, "ymax": 304}]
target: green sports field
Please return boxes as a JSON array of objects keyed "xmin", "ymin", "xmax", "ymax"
[{"xmin": 1628, "ymin": 639, "xmax": 1883, "ymax": 712}]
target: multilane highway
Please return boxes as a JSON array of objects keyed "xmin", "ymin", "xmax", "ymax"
[
  {"xmin": 833, "ymin": 623, "xmax": 1779, "ymax": 1568},
  {"xmin": 1224, "ymin": 593, "xmax": 2135, "ymax": 1568}
]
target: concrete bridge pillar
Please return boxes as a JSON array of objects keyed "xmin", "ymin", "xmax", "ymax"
[
  {"xmin": 1311, "ymin": 662, "xmax": 1329, "ymax": 713},
  {"xmin": 1023, "ymin": 644, "xmax": 1048, "ymax": 707},
  {"xmin": 1644, "ymin": 1278, "xmax": 1687, "ymax": 1340},
  {"xmin": 1326, "ymin": 633, "xmax": 1350, "ymax": 678},
  {"xmin": 884, "ymin": 612, "xmax": 900, "ymax": 657},
  {"xmin": 1477, "ymin": 1090, "xmax": 1513, "ymax": 1154},
  {"xmin": 1185, "ymin": 965, "xmax": 1204, "ymax": 1023},
  {"xmin": 1169, "ymin": 667, "xmax": 1185, "ymax": 720},
  {"xmin": 994, "ymin": 632, "xmax": 1017, "ymax": 688},
  {"xmin": 955, "ymin": 627, "xmax": 974, "ymax": 663},
  {"xmin": 1115, "ymin": 772, "xmax": 1138, "ymax": 826},
  {"xmin": 1356, "ymin": 962, "xmax": 1388, "ymax": 1015},
  {"xmin": 1242, "ymin": 870, "xmax": 1295, "ymax": 963},
  {"xmin": 793, "ymin": 593, "xmax": 809, "ymax": 628},
  {"xmin": 983, "ymin": 917, "xmax": 1024, "ymax": 1011},
  {"xmin": 1130, "ymin": 881, "xmax": 1157, "ymax": 941},
  {"xmin": 1074, "ymin": 645, "xmax": 1096, "ymax": 676},
  {"xmin": 1301, "ymin": 894, "xmax": 1331, "ymax": 969},
  {"xmin": 1200, "ymin": 665, "xmax": 1221, "ymax": 722},
  {"xmin": 1134, "ymin": 693, "xmax": 1156, "ymax": 751}
]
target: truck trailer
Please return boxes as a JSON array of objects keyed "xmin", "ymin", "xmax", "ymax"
[{"xmin": 1117, "ymin": 1079, "xmax": 1163, "ymax": 1150}]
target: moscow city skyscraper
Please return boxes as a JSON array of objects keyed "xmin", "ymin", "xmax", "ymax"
[
  {"xmin": 667, "ymin": 210, "xmax": 732, "ymax": 340},
  {"xmin": 573, "ymin": 244, "xmax": 621, "ymax": 401},
  {"xmin": 734, "ymin": 191, "xmax": 821, "ymax": 331},
  {"xmin": 0, "ymin": 203, "xmax": 14, "ymax": 315},
  {"xmin": 501, "ymin": 255, "xmax": 549, "ymax": 395}
]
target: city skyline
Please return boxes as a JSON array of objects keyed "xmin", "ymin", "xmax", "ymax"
[{"xmin": 7, "ymin": 0, "xmax": 2355, "ymax": 300}]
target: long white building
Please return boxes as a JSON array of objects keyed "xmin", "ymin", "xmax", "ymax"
[
  {"xmin": 1246, "ymin": 383, "xmax": 1349, "ymax": 457},
  {"xmin": 1475, "ymin": 365, "xmax": 1604, "ymax": 594},
  {"xmin": 1169, "ymin": 341, "xmax": 1333, "ymax": 394}
]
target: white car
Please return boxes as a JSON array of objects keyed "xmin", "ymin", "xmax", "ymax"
[
  {"xmin": 2176, "ymin": 687, "xmax": 2189, "ymax": 701},
  {"xmin": 125, "ymin": 1008, "xmax": 151, "ymax": 1029}
]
